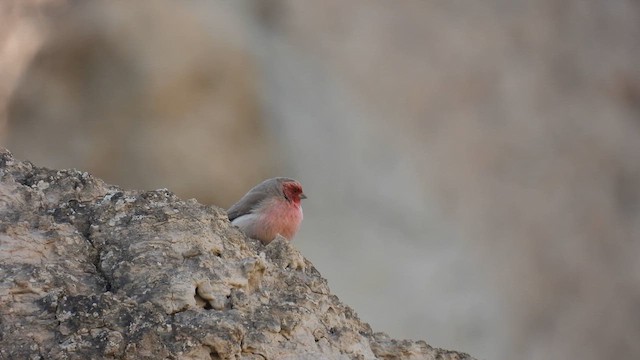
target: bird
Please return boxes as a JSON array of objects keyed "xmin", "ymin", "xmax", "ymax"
[{"xmin": 227, "ymin": 177, "xmax": 306, "ymax": 244}]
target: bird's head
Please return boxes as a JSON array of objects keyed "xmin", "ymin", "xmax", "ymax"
[{"xmin": 281, "ymin": 180, "xmax": 307, "ymax": 204}]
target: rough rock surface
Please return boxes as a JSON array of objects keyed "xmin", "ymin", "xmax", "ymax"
[{"xmin": 0, "ymin": 150, "xmax": 474, "ymax": 360}]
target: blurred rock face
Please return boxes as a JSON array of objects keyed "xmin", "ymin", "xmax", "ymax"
[
  {"xmin": 242, "ymin": 1, "xmax": 640, "ymax": 360},
  {"xmin": 5, "ymin": 0, "xmax": 277, "ymax": 206}
]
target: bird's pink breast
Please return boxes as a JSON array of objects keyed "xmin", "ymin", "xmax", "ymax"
[{"xmin": 256, "ymin": 198, "xmax": 303, "ymax": 242}]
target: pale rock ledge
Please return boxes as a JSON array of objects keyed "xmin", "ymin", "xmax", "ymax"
[{"xmin": 0, "ymin": 150, "xmax": 475, "ymax": 360}]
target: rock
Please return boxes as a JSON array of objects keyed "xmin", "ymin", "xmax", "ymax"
[{"xmin": 0, "ymin": 149, "xmax": 474, "ymax": 360}]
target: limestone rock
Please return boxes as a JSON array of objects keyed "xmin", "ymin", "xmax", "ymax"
[{"xmin": 0, "ymin": 150, "xmax": 474, "ymax": 360}]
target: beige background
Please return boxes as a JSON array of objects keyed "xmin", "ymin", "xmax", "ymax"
[{"xmin": 2, "ymin": 1, "xmax": 639, "ymax": 359}]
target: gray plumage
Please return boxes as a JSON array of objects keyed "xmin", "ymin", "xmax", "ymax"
[{"xmin": 227, "ymin": 177, "xmax": 296, "ymax": 221}]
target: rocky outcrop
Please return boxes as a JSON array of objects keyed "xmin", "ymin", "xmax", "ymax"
[{"xmin": 0, "ymin": 150, "xmax": 473, "ymax": 360}]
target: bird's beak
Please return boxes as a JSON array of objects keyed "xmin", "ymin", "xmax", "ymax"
[{"xmin": 300, "ymin": 193, "xmax": 307, "ymax": 199}]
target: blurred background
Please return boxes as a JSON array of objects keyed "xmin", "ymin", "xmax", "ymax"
[{"xmin": 2, "ymin": 1, "xmax": 639, "ymax": 359}]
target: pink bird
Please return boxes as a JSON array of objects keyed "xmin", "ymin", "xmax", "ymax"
[{"xmin": 227, "ymin": 177, "xmax": 307, "ymax": 244}]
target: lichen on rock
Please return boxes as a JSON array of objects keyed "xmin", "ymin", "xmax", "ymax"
[{"xmin": 0, "ymin": 149, "xmax": 474, "ymax": 360}]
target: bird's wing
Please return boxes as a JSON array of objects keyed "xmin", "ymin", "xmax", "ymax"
[{"xmin": 227, "ymin": 188, "xmax": 270, "ymax": 221}]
